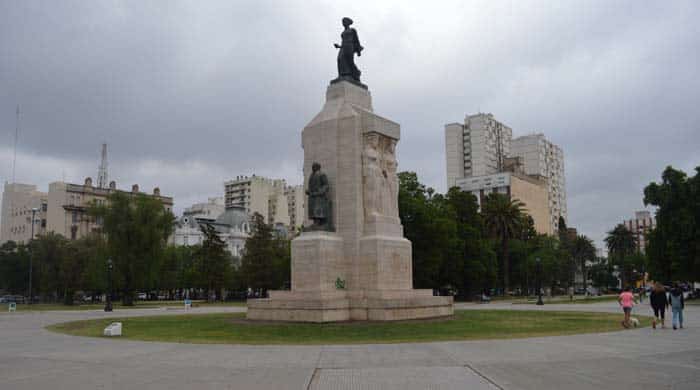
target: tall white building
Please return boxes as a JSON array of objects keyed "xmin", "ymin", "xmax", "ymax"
[
  {"xmin": 0, "ymin": 183, "xmax": 48, "ymax": 244},
  {"xmin": 224, "ymin": 175, "xmax": 290, "ymax": 226},
  {"xmin": 510, "ymin": 133, "xmax": 567, "ymax": 233},
  {"xmin": 623, "ymin": 210, "xmax": 656, "ymax": 253},
  {"xmin": 284, "ymin": 185, "xmax": 305, "ymax": 230},
  {"xmin": 445, "ymin": 113, "xmax": 512, "ymax": 189}
]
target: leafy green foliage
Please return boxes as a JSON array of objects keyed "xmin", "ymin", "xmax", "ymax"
[
  {"xmin": 644, "ymin": 166, "xmax": 700, "ymax": 282},
  {"xmin": 482, "ymin": 193, "xmax": 525, "ymax": 292},
  {"xmin": 239, "ymin": 213, "xmax": 290, "ymax": 295},
  {"xmin": 0, "ymin": 241, "xmax": 30, "ymax": 294},
  {"xmin": 605, "ymin": 224, "xmax": 637, "ymax": 287},
  {"xmin": 194, "ymin": 224, "xmax": 232, "ymax": 302},
  {"xmin": 89, "ymin": 192, "xmax": 174, "ymax": 305}
]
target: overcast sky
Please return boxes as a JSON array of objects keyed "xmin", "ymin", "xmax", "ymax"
[{"xmin": 1, "ymin": 1, "xmax": 699, "ymax": 249}]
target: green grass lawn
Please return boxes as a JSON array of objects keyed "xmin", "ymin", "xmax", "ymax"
[
  {"xmin": 47, "ymin": 310, "xmax": 650, "ymax": 345},
  {"xmin": 3, "ymin": 300, "xmax": 246, "ymax": 313}
]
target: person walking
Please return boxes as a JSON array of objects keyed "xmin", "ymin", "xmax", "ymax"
[
  {"xmin": 618, "ymin": 286, "xmax": 636, "ymax": 328},
  {"xmin": 649, "ymin": 283, "xmax": 668, "ymax": 329},
  {"xmin": 669, "ymin": 283, "xmax": 685, "ymax": 330}
]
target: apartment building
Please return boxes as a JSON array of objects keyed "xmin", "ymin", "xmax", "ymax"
[
  {"xmin": 455, "ymin": 171, "xmax": 552, "ymax": 235},
  {"xmin": 284, "ymin": 185, "xmax": 305, "ymax": 230},
  {"xmin": 623, "ymin": 210, "xmax": 656, "ymax": 253},
  {"xmin": 0, "ymin": 183, "xmax": 48, "ymax": 244},
  {"xmin": 445, "ymin": 113, "xmax": 512, "ymax": 189},
  {"xmin": 224, "ymin": 175, "xmax": 290, "ymax": 226},
  {"xmin": 510, "ymin": 133, "xmax": 567, "ymax": 233}
]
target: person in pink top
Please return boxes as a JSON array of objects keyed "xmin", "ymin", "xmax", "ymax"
[{"xmin": 618, "ymin": 286, "xmax": 636, "ymax": 328}]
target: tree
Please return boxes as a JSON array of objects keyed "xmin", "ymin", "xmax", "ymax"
[
  {"xmin": 399, "ymin": 172, "xmax": 458, "ymax": 291},
  {"xmin": 159, "ymin": 245, "xmax": 191, "ymax": 299},
  {"xmin": 443, "ymin": 187, "xmax": 497, "ymax": 297},
  {"xmin": 59, "ymin": 236, "xmax": 98, "ymax": 305},
  {"xmin": 570, "ymin": 235, "xmax": 596, "ymax": 291},
  {"xmin": 644, "ymin": 166, "xmax": 700, "ymax": 282},
  {"xmin": 0, "ymin": 241, "xmax": 30, "ymax": 294},
  {"xmin": 31, "ymin": 232, "xmax": 69, "ymax": 302},
  {"xmin": 588, "ymin": 256, "xmax": 617, "ymax": 290},
  {"xmin": 77, "ymin": 234, "xmax": 108, "ymax": 301},
  {"xmin": 482, "ymin": 193, "xmax": 525, "ymax": 293},
  {"xmin": 194, "ymin": 224, "xmax": 231, "ymax": 302},
  {"xmin": 239, "ymin": 213, "xmax": 290, "ymax": 296},
  {"xmin": 605, "ymin": 224, "xmax": 637, "ymax": 288},
  {"xmin": 90, "ymin": 192, "xmax": 175, "ymax": 305}
]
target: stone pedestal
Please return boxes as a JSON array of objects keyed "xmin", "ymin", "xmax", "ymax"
[{"xmin": 247, "ymin": 81, "xmax": 453, "ymax": 322}]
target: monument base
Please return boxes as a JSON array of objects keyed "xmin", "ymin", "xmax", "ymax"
[{"xmin": 246, "ymin": 290, "xmax": 452, "ymax": 323}]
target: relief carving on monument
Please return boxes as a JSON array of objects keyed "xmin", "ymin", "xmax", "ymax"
[{"xmin": 362, "ymin": 132, "xmax": 399, "ymax": 222}]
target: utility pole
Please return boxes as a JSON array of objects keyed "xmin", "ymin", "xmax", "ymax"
[
  {"xmin": 28, "ymin": 207, "xmax": 37, "ymax": 305},
  {"xmin": 13, "ymin": 105, "xmax": 19, "ymax": 183}
]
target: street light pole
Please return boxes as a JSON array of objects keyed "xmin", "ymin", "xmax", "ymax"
[
  {"xmin": 536, "ymin": 257, "xmax": 544, "ymax": 305},
  {"xmin": 28, "ymin": 207, "xmax": 38, "ymax": 305},
  {"xmin": 105, "ymin": 258, "xmax": 113, "ymax": 312}
]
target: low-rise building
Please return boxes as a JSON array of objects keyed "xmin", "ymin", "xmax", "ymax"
[
  {"xmin": 172, "ymin": 206, "xmax": 249, "ymax": 260},
  {"xmin": 46, "ymin": 178, "xmax": 173, "ymax": 240},
  {"xmin": 183, "ymin": 197, "xmax": 225, "ymax": 220},
  {"xmin": 2, "ymin": 179, "xmax": 172, "ymax": 243}
]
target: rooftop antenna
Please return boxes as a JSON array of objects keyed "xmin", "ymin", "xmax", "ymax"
[
  {"xmin": 12, "ymin": 105, "xmax": 19, "ymax": 184},
  {"xmin": 97, "ymin": 143, "xmax": 108, "ymax": 188}
]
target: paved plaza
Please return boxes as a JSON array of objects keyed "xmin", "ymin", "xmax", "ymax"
[{"xmin": 1, "ymin": 302, "xmax": 698, "ymax": 389}]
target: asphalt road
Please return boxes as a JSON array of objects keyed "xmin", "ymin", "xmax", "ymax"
[{"xmin": 1, "ymin": 301, "xmax": 698, "ymax": 389}]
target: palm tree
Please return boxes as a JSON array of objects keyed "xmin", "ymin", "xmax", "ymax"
[
  {"xmin": 604, "ymin": 224, "xmax": 637, "ymax": 288},
  {"xmin": 482, "ymin": 193, "xmax": 525, "ymax": 293},
  {"xmin": 570, "ymin": 235, "xmax": 596, "ymax": 291}
]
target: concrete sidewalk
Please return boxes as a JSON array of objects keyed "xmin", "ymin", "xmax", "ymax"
[{"xmin": 0, "ymin": 302, "xmax": 698, "ymax": 389}]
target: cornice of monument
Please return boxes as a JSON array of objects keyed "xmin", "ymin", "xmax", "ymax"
[{"xmin": 306, "ymin": 80, "xmax": 373, "ymax": 127}]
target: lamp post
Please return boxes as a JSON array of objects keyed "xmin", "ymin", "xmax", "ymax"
[
  {"xmin": 28, "ymin": 207, "xmax": 38, "ymax": 305},
  {"xmin": 536, "ymin": 257, "xmax": 544, "ymax": 305},
  {"xmin": 104, "ymin": 258, "xmax": 113, "ymax": 312}
]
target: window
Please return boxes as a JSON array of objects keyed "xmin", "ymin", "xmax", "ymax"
[{"xmin": 72, "ymin": 211, "xmax": 78, "ymax": 223}]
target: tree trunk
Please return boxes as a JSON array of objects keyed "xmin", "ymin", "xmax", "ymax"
[
  {"xmin": 502, "ymin": 235, "xmax": 509, "ymax": 293},
  {"xmin": 64, "ymin": 289, "xmax": 74, "ymax": 306}
]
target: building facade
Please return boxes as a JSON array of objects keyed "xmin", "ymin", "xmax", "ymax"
[
  {"xmin": 0, "ymin": 183, "xmax": 48, "ymax": 244},
  {"xmin": 510, "ymin": 133, "xmax": 567, "ymax": 233},
  {"xmin": 623, "ymin": 210, "xmax": 656, "ymax": 253},
  {"xmin": 455, "ymin": 172, "xmax": 551, "ymax": 235},
  {"xmin": 224, "ymin": 175, "xmax": 291, "ymax": 226},
  {"xmin": 2, "ymin": 179, "xmax": 172, "ymax": 243},
  {"xmin": 172, "ymin": 206, "xmax": 249, "ymax": 260},
  {"xmin": 284, "ymin": 184, "xmax": 305, "ymax": 230},
  {"xmin": 445, "ymin": 113, "xmax": 512, "ymax": 189},
  {"xmin": 183, "ymin": 197, "xmax": 225, "ymax": 220}
]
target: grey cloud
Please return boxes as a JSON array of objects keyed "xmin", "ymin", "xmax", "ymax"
[{"xmin": 2, "ymin": 0, "xmax": 699, "ymax": 249}]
